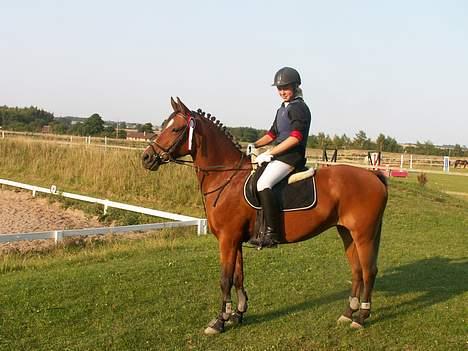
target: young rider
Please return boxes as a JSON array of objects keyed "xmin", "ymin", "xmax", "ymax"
[{"xmin": 249, "ymin": 67, "xmax": 311, "ymax": 248}]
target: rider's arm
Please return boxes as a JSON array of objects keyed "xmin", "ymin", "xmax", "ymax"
[
  {"xmin": 269, "ymin": 136, "xmax": 300, "ymax": 157},
  {"xmin": 254, "ymin": 134, "xmax": 274, "ymax": 148}
]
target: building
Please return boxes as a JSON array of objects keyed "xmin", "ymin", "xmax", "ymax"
[{"xmin": 126, "ymin": 131, "xmax": 157, "ymax": 141}]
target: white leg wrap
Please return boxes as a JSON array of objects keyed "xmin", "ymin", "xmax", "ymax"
[
  {"xmin": 349, "ymin": 296, "xmax": 360, "ymax": 310},
  {"xmin": 360, "ymin": 302, "xmax": 371, "ymax": 310},
  {"xmin": 221, "ymin": 302, "xmax": 233, "ymax": 320}
]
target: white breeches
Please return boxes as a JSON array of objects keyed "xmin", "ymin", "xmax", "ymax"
[{"xmin": 257, "ymin": 160, "xmax": 294, "ymax": 191}]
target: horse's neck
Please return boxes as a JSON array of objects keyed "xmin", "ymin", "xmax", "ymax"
[
  {"xmin": 191, "ymin": 119, "xmax": 244, "ymax": 170},
  {"xmin": 190, "ymin": 119, "xmax": 251, "ymax": 195}
]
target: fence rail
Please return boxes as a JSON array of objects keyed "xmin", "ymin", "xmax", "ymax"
[
  {"xmin": 0, "ymin": 178, "xmax": 208, "ymax": 242},
  {"xmin": 312, "ymin": 160, "xmax": 468, "ymax": 177},
  {"xmin": 0, "ymin": 221, "xmax": 203, "ymax": 244}
]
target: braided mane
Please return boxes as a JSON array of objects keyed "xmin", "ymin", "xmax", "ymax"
[{"xmin": 194, "ymin": 108, "xmax": 242, "ymax": 151}]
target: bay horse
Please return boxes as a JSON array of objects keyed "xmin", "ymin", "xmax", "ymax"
[
  {"xmin": 142, "ymin": 97, "xmax": 388, "ymax": 334},
  {"xmin": 454, "ymin": 159, "xmax": 467, "ymax": 168}
]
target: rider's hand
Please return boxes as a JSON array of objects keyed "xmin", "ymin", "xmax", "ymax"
[
  {"xmin": 246, "ymin": 143, "xmax": 256, "ymax": 156},
  {"xmin": 256, "ymin": 152, "xmax": 273, "ymax": 166}
]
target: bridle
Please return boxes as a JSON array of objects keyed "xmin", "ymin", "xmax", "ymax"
[
  {"xmin": 144, "ymin": 110, "xmax": 253, "ymax": 207},
  {"xmin": 147, "ymin": 112, "xmax": 191, "ymax": 165}
]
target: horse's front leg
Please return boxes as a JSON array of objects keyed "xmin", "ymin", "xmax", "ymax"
[
  {"xmin": 227, "ymin": 245, "xmax": 248, "ymax": 325},
  {"xmin": 204, "ymin": 236, "xmax": 239, "ymax": 335}
]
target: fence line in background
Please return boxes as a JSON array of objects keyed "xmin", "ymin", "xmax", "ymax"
[
  {"xmin": 0, "ymin": 221, "xmax": 203, "ymax": 244},
  {"xmin": 312, "ymin": 160, "xmax": 468, "ymax": 177},
  {"xmin": 0, "ymin": 178, "xmax": 208, "ymax": 243}
]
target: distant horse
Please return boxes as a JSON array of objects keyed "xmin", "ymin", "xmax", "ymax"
[
  {"xmin": 142, "ymin": 98, "xmax": 388, "ymax": 333},
  {"xmin": 454, "ymin": 159, "xmax": 467, "ymax": 168}
]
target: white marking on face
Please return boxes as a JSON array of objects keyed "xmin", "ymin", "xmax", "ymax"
[{"xmin": 164, "ymin": 119, "xmax": 174, "ymax": 130}]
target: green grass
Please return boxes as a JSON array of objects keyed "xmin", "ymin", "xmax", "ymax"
[
  {"xmin": 0, "ymin": 180, "xmax": 466, "ymax": 350},
  {"xmin": 395, "ymin": 171, "xmax": 468, "ymax": 201},
  {"xmin": 0, "ymin": 138, "xmax": 204, "ymax": 217}
]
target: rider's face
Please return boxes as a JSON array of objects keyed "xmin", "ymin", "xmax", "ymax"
[{"xmin": 277, "ymin": 84, "xmax": 295, "ymax": 102}]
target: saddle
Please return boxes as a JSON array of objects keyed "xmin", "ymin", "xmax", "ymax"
[{"xmin": 243, "ymin": 165, "xmax": 317, "ymax": 211}]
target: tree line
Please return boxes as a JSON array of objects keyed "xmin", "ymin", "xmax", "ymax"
[
  {"xmin": 1, "ymin": 106, "xmax": 465, "ymax": 156},
  {"xmin": 0, "ymin": 106, "xmax": 153, "ymax": 139}
]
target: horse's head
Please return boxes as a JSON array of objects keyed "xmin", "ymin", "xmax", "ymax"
[{"xmin": 142, "ymin": 97, "xmax": 193, "ymax": 171}]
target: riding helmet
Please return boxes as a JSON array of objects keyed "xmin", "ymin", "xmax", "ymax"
[{"xmin": 272, "ymin": 67, "xmax": 301, "ymax": 86}]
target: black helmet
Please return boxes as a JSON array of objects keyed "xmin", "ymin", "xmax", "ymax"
[{"xmin": 272, "ymin": 67, "xmax": 301, "ymax": 86}]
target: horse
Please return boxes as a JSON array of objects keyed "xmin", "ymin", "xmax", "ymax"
[
  {"xmin": 142, "ymin": 97, "xmax": 388, "ymax": 334},
  {"xmin": 454, "ymin": 159, "xmax": 467, "ymax": 168}
]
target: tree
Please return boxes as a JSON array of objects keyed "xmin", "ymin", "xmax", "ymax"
[
  {"xmin": 307, "ymin": 134, "xmax": 318, "ymax": 148},
  {"xmin": 376, "ymin": 133, "xmax": 385, "ymax": 151},
  {"xmin": 353, "ymin": 130, "xmax": 371, "ymax": 149},
  {"xmin": 316, "ymin": 132, "xmax": 330, "ymax": 149},
  {"xmin": 82, "ymin": 113, "xmax": 104, "ymax": 135},
  {"xmin": 341, "ymin": 134, "xmax": 351, "ymax": 149},
  {"xmin": 138, "ymin": 123, "xmax": 153, "ymax": 133},
  {"xmin": 452, "ymin": 144, "xmax": 463, "ymax": 157},
  {"xmin": 50, "ymin": 119, "xmax": 71, "ymax": 134}
]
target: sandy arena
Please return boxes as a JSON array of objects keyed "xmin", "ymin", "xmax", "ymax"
[
  {"xmin": 0, "ymin": 188, "xmax": 102, "ymax": 235},
  {"xmin": 0, "ymin": 188, "xmax": 105, "ymax": 253}
]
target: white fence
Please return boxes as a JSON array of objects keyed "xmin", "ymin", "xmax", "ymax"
[{"xmin": 0, "ymin": 178, "xmax": 208, "ymax": 243}]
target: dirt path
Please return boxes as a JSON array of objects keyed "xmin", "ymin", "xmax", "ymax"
[{"xmin": 0, "ymin": 189, "xmax": 102, "ymax": 234}]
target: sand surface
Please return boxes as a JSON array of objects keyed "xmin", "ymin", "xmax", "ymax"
[{"xmin": 0, "ymin": 189, "xmax": 102, "ymax": 235}]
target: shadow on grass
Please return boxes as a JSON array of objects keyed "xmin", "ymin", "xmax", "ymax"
[
  {"xmin": 374, "ymin": 256, "xmax": 467, "ymax": 324},
  {"xmin": 244, "ymin": 257, "xmax": 467, "ymax": 326},
  {"xmin": 245, "ymin": 290, "xmax": 347, "ymax": 326}
]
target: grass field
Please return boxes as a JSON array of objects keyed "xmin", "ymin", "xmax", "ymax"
[
  {"xmin": 0, "ymin": 138, "xmax": 204, "ymax": 219},
  {"xmin": 0, "ymin": 138, "xmax": 467, "ymax": 350}
]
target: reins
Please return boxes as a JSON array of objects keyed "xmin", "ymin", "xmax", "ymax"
[{"xmin": 169, "ymin": 154, "xmax": 251, "ymax": 208}]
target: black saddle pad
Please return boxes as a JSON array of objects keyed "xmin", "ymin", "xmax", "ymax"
[{"xmin": 243, "ymin": 166, "xmax": 317, "ymax": 212}]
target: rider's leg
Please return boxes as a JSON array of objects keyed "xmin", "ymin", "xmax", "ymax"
[{"xmin": 249, "ymin": 160, "xmax": 293, "ymax": 248}]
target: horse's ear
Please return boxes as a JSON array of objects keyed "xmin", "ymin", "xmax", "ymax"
[
  {"xmin": 176, "ymin": 97, "xmax": 191, "ymax": 116},
  {"xmin": 170, "ymin": 97, "xmax": 179, "ymax": 112}
]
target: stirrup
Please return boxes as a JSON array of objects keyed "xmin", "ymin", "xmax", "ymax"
[{"xmin": 248, "ymin": 233, "xmax": 280, "ymax": 250}]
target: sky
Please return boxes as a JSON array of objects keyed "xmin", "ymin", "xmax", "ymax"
[{"xmin": 1, "ymin": 0, "xmax": 467, "ymax": 145}]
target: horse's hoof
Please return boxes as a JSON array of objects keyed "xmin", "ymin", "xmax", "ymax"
[
  {"xmin": 204, "ymin": 326, "xmax": 222, "ymax": 335},
  {"xmin": 225, "ymin": 311, "xmax": 243, "ymax": 326},
  {"xmin": 350, "ymin": 321, "xmax": 364, "ymax": 329},
  {"xmin": 337, "ymin": 315, "xmax": 353, "ymax": 324},
  {"xmin": 204, "ymin": 318, "xmax": 224, "ymax": 335}
]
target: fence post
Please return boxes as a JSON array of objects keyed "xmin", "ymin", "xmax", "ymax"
[
  {"xmin": 54, "ymin": 230, "xmax": 64, "ymax": 244},
  {"xmin": 197, "ymin": 219, "xmax": 208, "ymax": 235},
  {"xmin": 443, "ymin": 156, "xmax": 450, "ymax": 173}
]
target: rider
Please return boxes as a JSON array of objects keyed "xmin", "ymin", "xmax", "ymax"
[{"xmin": 249, "ymin": 67, "xmax": 311, "ymax": 248}]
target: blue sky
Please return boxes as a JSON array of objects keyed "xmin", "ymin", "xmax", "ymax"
[{"xmin": 1, "ymin": 0, "xmax": 467, "ymax": 145}]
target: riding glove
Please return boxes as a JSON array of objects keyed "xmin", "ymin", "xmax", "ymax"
[{"xmin": 256, "ymin": 152, "xmax": 273, "ymax": 166}]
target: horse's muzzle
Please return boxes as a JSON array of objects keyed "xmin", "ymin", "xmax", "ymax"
[{"xmin": 142, "ymin": 151, "xmax": 161, "ymax": 171}]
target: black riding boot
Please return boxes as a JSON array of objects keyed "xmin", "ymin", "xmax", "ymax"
[{"xmin": 249, "ymin": 188, "xmax": 281, "ymax": 248}]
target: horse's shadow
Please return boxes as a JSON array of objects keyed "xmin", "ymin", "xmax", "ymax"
[{"xmin": 246, "ymin": 257, "xmax": 467, "ymax": 325}]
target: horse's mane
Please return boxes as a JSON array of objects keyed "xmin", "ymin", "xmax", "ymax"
[{"xmin": 194, "ymin": 108, "xmax": 243, "ymax": 151}]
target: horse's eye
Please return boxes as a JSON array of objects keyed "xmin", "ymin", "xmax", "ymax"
[{"xmin": 172, "ymin": 126, "xmax": 184, "ymax": 132}]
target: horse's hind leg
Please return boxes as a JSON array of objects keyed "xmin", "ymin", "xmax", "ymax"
[
  {"xmin": 337, "ymin": 226, "xmax": 363, "ymax": 324},
  {"xmin": 350, "ymin": 219, "xmax": 382, "ymax": 328},
  {"xmin": 228, "ymin": 246, "xmax": 249, "ymax": 325}
]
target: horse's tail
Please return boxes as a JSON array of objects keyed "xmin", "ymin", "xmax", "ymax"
[{"xmin": 373, "ymin": 170, "xmax": 388, "ymax": 188}]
